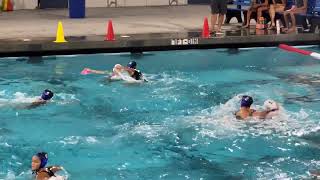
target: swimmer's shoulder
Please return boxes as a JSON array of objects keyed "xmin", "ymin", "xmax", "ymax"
[
  {"xmin": 235, "ymin": 110, "xmax": 256, "ymax": 120},
  {"xmin": 249, "ymin": 109, "xmax": 256, "ymax": 116},
  {"xmin": 36, "ymin": 170, "xmax": 51, "ymax": 180},
  {"xmin": 234, "ymin": 111, "xmax": 244, "ymax": 120},
  {"xmin": 46, "ymin": 166, "xmax": 62, "ymax": 173},
  {"xmin": 251, "ymin": 110, "xmax": 269, "ymax": 119},
  {"xmin": 26, "ymin": 100, "xmax": 46, "ymax": 109},
  {"xmin": 37, "ymin": 166, "xmax": 60, "ymax": 179}
]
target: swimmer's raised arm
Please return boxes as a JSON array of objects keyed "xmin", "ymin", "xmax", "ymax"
[
  {"xmin": 253, "ymin": 100, "xmax": 280, "ymax": 119},
  {"xmin": 48, "ymin": 166, "xmax": 63, "ymax": 173},
  {"xmin": 252, "ymin": 111, "xmax": 270, "ymax": 119},
  {"xmin": 86, "ymin": 68, "xmax": 109, "ymax": 75},
  {"xmin": 36, "ymin": 172, "xmax": 49, "ymax": 180}
]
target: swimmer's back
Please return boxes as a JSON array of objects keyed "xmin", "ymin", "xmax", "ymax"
[
  {"xmin": 131, "ymin": 69, "xmax": 142, "ymax": 80},
  {"xmin": 235, "ymin": 109, "xmax": 256, "ymax": 120}
]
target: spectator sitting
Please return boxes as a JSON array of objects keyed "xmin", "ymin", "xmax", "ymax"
[
  {"xmin": 243, "ymin": 0, "xmax": 272, "ymax": 28},
  {"xmin": 283, "ymin": 0, "xmax": 308, "ymax": 33},
  {"xmin": 268, "ymin": 0, "xmax": 287, "ymax": 29},
  {"xmin": 210, "ymin": 0, "xmax": 228, "ymax": 34}
]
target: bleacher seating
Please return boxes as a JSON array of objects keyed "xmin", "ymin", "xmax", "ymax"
[
  {"xmin": 308, "ymin": 0, "xmax": 320, "ymax": 31},
  {"xmin": 295, "ymin": 0, "xmax": 319, "ymax": 31},
  {"xmin": 226, "ymin": 0, "xmax": 320, "ymax": 32}
]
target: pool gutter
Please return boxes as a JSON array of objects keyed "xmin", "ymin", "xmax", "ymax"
[{"xmin": 0, "ymin": 32, "xmax": 319, "ymax": 58}]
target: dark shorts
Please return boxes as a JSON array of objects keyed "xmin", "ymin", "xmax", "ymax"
[{"xmin": 211, "ymin": 0, "xmax": 228, "ymax": 15}]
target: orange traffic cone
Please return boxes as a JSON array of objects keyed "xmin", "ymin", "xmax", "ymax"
[
  {"xmin": 105, "ymin": 20, "xmax": 115, "ymax": 41},
  {"xmin": 6, "ymin": 0, "xmax": 13, "ymax": 11},
  {"xmin": 202, "ymin": 17, "xmax": 210, "ymax": 38}
]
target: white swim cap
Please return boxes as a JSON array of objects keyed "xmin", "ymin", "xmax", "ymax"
[
  {"xmin": 113, "ymin": 64, "xmax": 123, "ymax": 73},
  {"xmin": 264, "ymin": 99, "xmax": 278, "ymax": 110},
  {"xmin": 114, "ymin": 64, "xmax": 122, "ymax": 69}
]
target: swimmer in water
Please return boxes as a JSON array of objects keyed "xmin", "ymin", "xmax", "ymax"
[
  {"xmin": 83, "ymin": 68, "xmax": 110, "ymax": 75},
  {"xmin": 123, "ymin": 61, "xmax": 144, "ymax": 81},
  {"xmin": 309, "ymin": 169, "xmax": 320, "ymax": 179},
  {"xmin": 84, "ymin": 64, "xmax": 121, "ymax": 76},
  {"xmin": 27, "ymin": 89, "xmax": 54, "ymax": 109},
  {"xmin": 235, "ymin": 95, "xmax": 272, "ymax": 120},
  {"xmin": 32, "ymin": 152, "xmax": 63, "ymax": 180},
  {"xmin": 85, "ymin": 61, "xmax": 146, "ymax": 81},
  {"xmin": 109, "ymin": 64, "xmax": 126, "ymax": 80},
  {"xmin": 84, "ymin": 64, "xmax": 127, "ymax": 81}
]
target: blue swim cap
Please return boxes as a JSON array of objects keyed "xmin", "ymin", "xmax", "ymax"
[
  {"xmin": 127, "ymin": 61, "xmax": 137, "ymax": 69},
  {"xmin": 41, "ymin": 89, "xmax": 54, "ymax": 101},
  {"xmin": 36, "ymin": 152, "xmax": 48, "ymax": 169},
  {"xmin": 241, "ymin": 95, "xmax": 253, "ymax": 107}
]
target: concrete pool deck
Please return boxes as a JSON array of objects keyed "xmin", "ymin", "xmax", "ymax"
[{"xmin": 0, "ymin": 5, "xmax": 319, "ymax": 57}]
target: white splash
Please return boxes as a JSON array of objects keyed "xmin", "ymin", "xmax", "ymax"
[
  {"xmin": 58, "ymin": 136, "xmax": 99, "ymax": 146},
  {"xmin": 131, "ymin": 123, "xmax": 166, "ymax": 138},
  {"xmin": 55, "ymin": 93, "xmax": 80, "ymax": 105},
  {"xmin": 182, "ymin": 93, "xmax": 320, "ymax": 140}
]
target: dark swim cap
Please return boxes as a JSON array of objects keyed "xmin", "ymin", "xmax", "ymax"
[
  {"xmin": 41, "ymin": 89, "xmax": 54, "ymax": 101},
  {"xmin": 127, "ymin": 61, "xmax": 137, "ymax": 69},
  {"xmin": 241, "ymin": 95, "xmax": 253, "ymax": 107},
  {"xmin": 36, "ymin": 152, "xmax": 48, "ymax": 169}
]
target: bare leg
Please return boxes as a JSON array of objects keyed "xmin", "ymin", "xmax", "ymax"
[
  {"xmin": 244, "ymin": 9, "xmax": 254, "ymax": 28},
  {"xmin": 211, "ymin": 14, "xmax": 218, "ymax": 32},
  {"xmin": 257, "ymin": 6, "xmax": 269, "ymax": 22},
  {"xmin": 269, "ymin": 5, "xmax": 275, "ymax": 27},
  {"xmin": 37, "ymin": 0, "xmax": 40, "ymax": 8},
  {"xmin": 287, "ymin": 12, "xmax": 297, "ymax": 33},
  {"xmin": 290, "ymin": 11, "xmax": 296, "ymax": 28},
  {"xmin": 283, "ymin": 11, "xmax": 290, "ymax": 31},
  {"xmin": 217, "ymin": 14, "xmax": 225, "ymax": 32}
]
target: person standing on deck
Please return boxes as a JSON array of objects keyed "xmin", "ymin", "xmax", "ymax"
[{"xmin": 210, "ymin": 0, "xmax": 228, "ymax": 34}]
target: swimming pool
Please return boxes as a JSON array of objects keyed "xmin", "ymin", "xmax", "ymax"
[{"xmin": 0, "ymin": 47, "xmax": 320, "ymax": 179}]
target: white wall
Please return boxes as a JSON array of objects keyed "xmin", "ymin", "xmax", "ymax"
[
  {"xmin": 11, "ymin": 0, "xmax": 187, "ymax": 10},
  {"xmin": 13, "ymin": 0, "xmax": 37, "ymax": 10}
]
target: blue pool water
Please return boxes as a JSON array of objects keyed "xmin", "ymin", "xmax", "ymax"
[{"xmin": 0, "ymin": 47, "xmax": 320, "ymax": 179}]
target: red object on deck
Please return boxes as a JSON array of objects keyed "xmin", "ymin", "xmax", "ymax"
[
  {"xmin": 105, "ymin": 20, "xmax": 115, "ymax": 41},
  {"xmin": 202, "ymin": 17, "xmax": 210, "ymax": 38},
  {"xmin": 7, "ymin": 0, "xmax": 13, "ymax": 11},
  {"xmin": 279, "ymin": 44, "xmax": 312, "ymax": 56}
]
